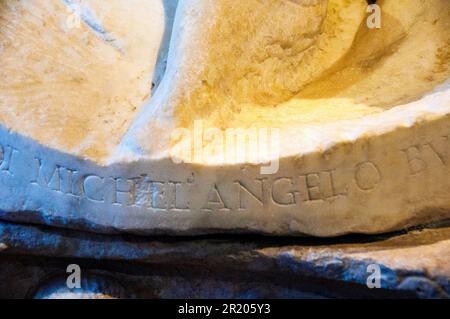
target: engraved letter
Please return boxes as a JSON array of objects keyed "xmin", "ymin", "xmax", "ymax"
[
  {"xmin": 82, "ymin": 175, "xmax": 105, "ymax": 203},
  {"xmin": 204, "ymin": 184, "xmax": 229, "ymax": 211},
  {"xmin": 111, "ymin": 177, "xmax": 140, "ymax": 207},
  {"xmin": 354, "ymin": 162, "xmax": 381, "ymax": 191},
  {"xmin": 271, "ymin": 178, "xmax": 296, "ymax": 206},
  {"xmin": 236, "ymin": 180, "xmax": 265, "ymax": 210},
  {"xmin": 0, "ymin": 145, "xmax": 19, "ymax": 175},
  {"xmin": 402, "ymin": 145, "xmax": 427, "ymax": 175}
]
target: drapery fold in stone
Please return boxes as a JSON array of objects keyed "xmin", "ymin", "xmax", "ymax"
[{"xmin": 0, "ymin": 0, "xmax": 449, "ymax": 236}]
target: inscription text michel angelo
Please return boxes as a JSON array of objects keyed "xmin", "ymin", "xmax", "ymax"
[{"xmin": 0, "ymin": 133, "xmax": 448, "ymax": 213}]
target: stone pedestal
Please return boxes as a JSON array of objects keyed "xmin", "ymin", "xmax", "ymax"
[{"xmin": 1, "ymin": 220, "xmax": 449, "ymax": 299}]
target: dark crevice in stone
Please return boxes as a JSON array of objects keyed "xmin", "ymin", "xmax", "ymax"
[
  {"xmin": 0, "ymin": 255, "xmax": 417, "ymax": 299},
  {"xmin": 2, "ymin": 217, "xmax": 450, "ymax": 248}
]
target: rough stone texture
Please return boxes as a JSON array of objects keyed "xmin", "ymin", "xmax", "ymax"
[
  {"xmin": 2, "ymin": 0, "xmax": 450, "ymax": 299},
  {"xmin": 1, "ymin": 220, "xmax": 450, "ymax": 298},
  {"xmin": 0, "ymin": 0, "xmax": 449, "ymax": 236}
]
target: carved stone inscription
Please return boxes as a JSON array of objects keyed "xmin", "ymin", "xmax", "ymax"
[
  {"xmin": 26, "ymin": 157, "xmax": 381, "ymax": 213},
  {"xmin": 0, "ymin": 132, "xmax": 448, "ymax": 215},
  {"xmin": 402, "ymin": 134, "xmax": 450, "ymax": 175},
  {"xmin": 30, "ymin": 158, "xmax": 191, "ymax": 211}
]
